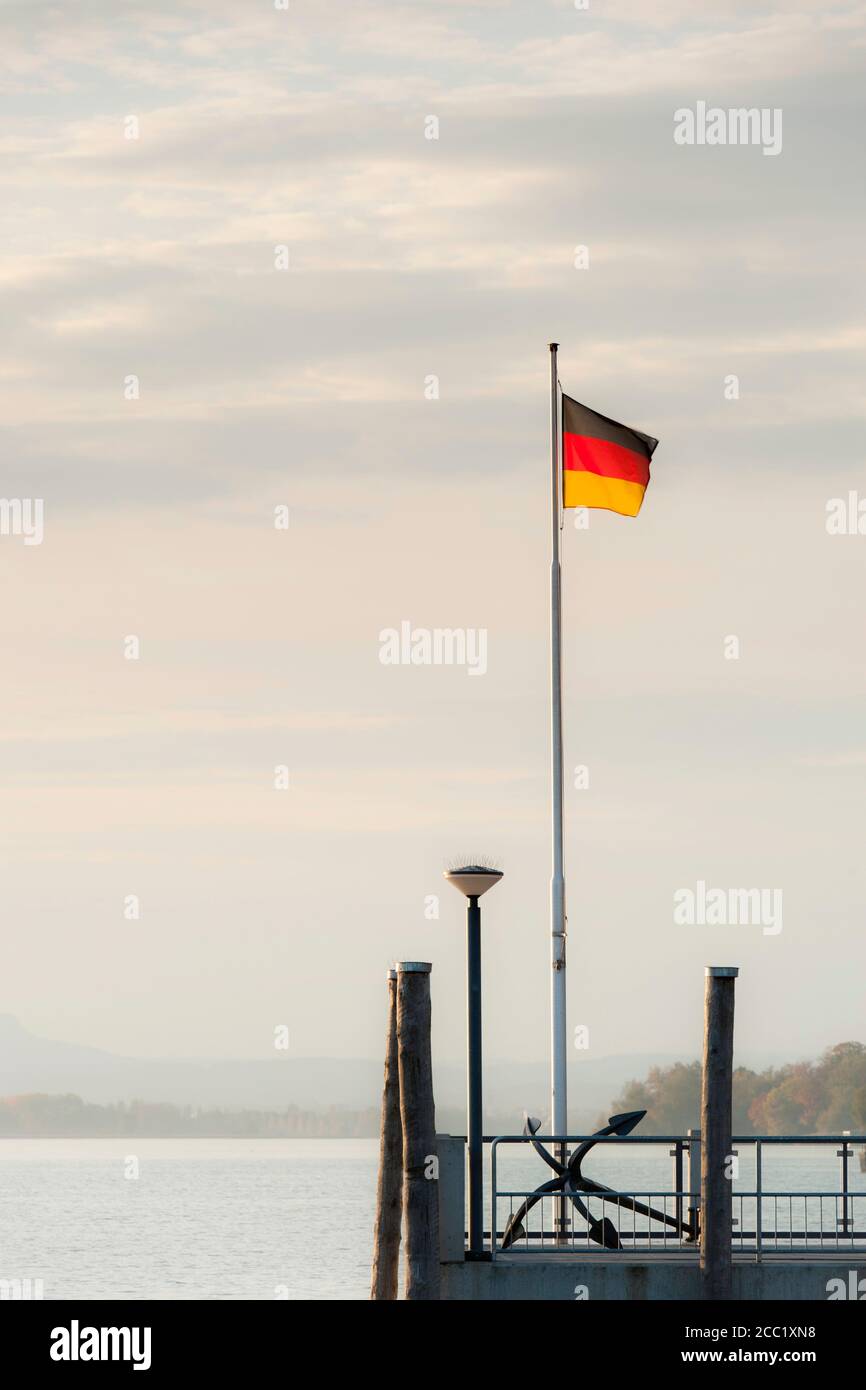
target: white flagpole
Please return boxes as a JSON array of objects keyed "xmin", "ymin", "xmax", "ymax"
[{"xmin": 548, "ymin": 343, "xmax": 567, "ymax": 1164}]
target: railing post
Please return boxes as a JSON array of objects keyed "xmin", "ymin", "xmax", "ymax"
[
  {"xmin": 838, "ymin": 1131, "xmax": 852, "ymax": 1238},
  {"xmin": 755, "ymin": 1138, "xmax": 763, "ymax": 1264},
  {"xmin": 700, "ymin": 965, "xmax": 738, "ymax": 1300},
  {"xmin": 670, "ymin": 1139, "xmax": 684, "ymax": 1246},
  {"xmin": 686, "ymin": 1127, "xmax": 701, "ymax": 1243}
]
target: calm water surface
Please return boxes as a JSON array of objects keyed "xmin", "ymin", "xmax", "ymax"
[
  {"xmin": 1, "ymin": 1139, "xmax": 861, "ymax": 1299},
  {"xmin": 0, "ymin": 1139, "xmax": 378, "ymax": 1300}
]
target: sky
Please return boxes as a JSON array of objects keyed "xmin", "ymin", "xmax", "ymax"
[{"xmin": 0, "ymin": 1, "xmax": 864, "ymax": 1099}]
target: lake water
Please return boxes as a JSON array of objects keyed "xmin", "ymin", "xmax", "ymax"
[
  {"xmin": 0, "ymin": 1139, "xmax": 379, "ymax": 1300},
  {"xmin": 0, "ymin": 1139, "xmax": 862, "ymax": 1299}
]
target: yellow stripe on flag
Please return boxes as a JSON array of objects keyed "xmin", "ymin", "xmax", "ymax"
[{"xmin": 563, "ymin": 471, "xmax": 646, "ymax": 517}]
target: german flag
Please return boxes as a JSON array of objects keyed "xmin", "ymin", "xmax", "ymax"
[{"xmin": 562, "ymin": 393, "xmax": 658, "ymax": 517}]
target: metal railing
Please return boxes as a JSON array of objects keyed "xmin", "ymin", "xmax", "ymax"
[{"xmin": 489, "ymin": 1134, "xmax": 866, "ymax": 1260}]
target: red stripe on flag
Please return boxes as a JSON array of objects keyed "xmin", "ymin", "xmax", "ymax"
[{"xmin": 563, "ymin": 432, "xmax": 651, "ymax": 486}]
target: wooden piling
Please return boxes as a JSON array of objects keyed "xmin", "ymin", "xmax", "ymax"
[
  {"xmin": 700, "ymin": 965, "xmax": 738, "ymax": 1300},
  {"xmin": 396, "ymin": 961, "xmax": 440, "ymax": 1300},
  {"xmin": 370, "ymin": 968, "xmax": 402, "ymax": 1300}
]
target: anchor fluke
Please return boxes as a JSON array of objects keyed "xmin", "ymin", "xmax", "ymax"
[
  {"xmin": 606, "ymin": 1110, "xmax": 646, "ymax": 1136},
  {"xmin": 588, "ymin": 1216, "xmax": 622, "ymax": 1250}
]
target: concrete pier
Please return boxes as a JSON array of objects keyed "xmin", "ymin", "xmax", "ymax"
[
  {"xmin": 440, "ymin": 1252, "xmax": 866, "ymax": 1301},
  {"xmin": 435, "ymin": 1135, "xmax": 865, "ymax": 1301}
]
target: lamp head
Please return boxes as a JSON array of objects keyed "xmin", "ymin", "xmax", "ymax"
[{"xmin": 444, "ymin": 864, "xmax": 503, "ymax": 899}]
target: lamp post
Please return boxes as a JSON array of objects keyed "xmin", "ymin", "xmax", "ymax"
[{"xmin": 444, "ymin": 864, "xmax": 503, "ymax": 1259}]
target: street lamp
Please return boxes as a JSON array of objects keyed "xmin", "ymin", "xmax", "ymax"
[{"xmin": 444, "ymin": 862, "xmax": 503, "ymax": 1259}]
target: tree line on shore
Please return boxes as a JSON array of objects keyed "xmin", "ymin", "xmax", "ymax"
[
  {"xmin": 0, "ymin": 1093, "xmax": 479, "ymax": 1138},
  {"xmin": 0, "ymin": 1093, "xmax": 383, "ymax": 1137},
  {"xmin": 604, "ymin": 1042, "xmax": 866, "ymax": 1134}
]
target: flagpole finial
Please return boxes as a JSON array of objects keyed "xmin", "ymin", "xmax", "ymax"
[{"xmin": 549, "ymin": 341, "xmax": 559, "ymax": 351}]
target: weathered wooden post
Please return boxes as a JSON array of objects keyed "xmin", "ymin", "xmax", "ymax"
[
  {"xmin": 396, "ymin": 961, "xmax": 440, "ymax": 1300},
  {"xmin": 701, "ymin": 965, "xmax": 738, "ymax": 1300},
  {"xmin": 370, "ymin": 968, "xmax": 402, "ymax": 1300}
]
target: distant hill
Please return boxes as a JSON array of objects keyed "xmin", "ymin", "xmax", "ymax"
[
  {"xmin": 0, "ymin": 1013, "xmax": 784, "ymax": 1132},
  {"xmin": 0, "ymin": 1014, "xmax": 386, "ymax": 1111}
]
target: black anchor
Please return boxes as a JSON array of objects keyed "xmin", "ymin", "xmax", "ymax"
[{"xmin": 501, "ymin": 1110, "xmax": 694, "ymax": 1250}]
